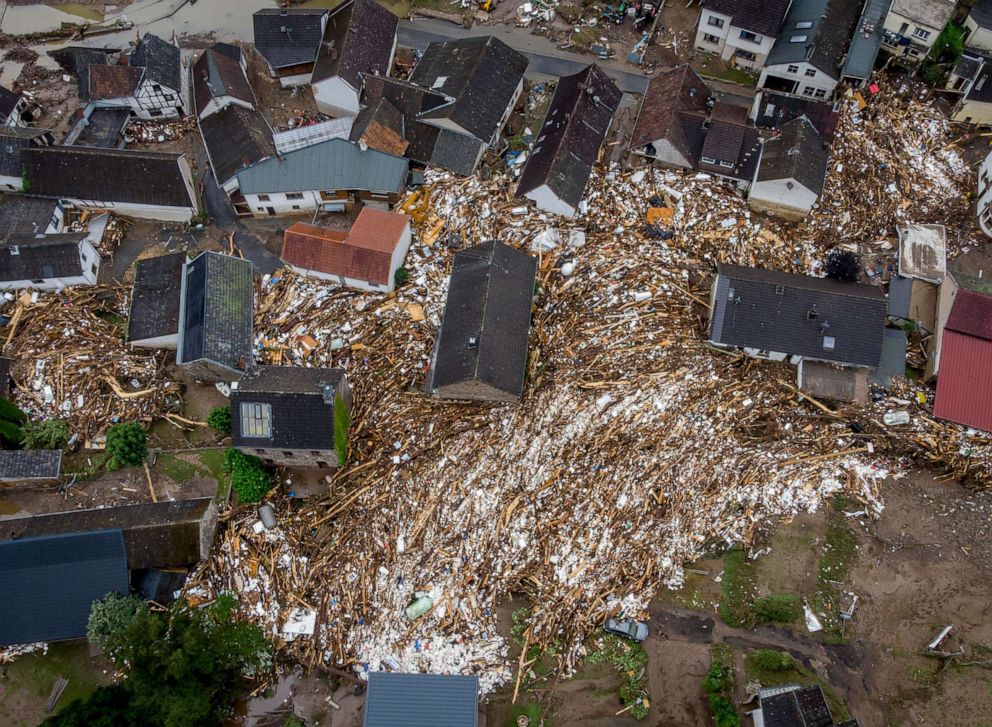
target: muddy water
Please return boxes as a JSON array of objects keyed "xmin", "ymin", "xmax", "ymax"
[{"xmin": 0, "ymin": 3, "xmax": 100, "ymax": 35}]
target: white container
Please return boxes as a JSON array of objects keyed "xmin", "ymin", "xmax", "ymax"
[{"xmin": 883, "ymin": 410, "xmax": 910, "ymax": 426}]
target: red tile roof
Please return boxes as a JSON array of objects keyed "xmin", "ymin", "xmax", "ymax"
[
  {"xmin": 934, "ymin": 329, "xmax": 992, "ymax": 433},
  {"xmin": 946, "ymin": 289, "xmax": 992, "ymax": 340},
  {"xmin": 630, "ymin": 65, "xmax": 709, "ymax": 150},
  {"xmin": 89, "ymin": 64, "xmax": 143, "ymax": 101}
]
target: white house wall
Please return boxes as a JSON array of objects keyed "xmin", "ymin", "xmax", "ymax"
[
  {"xmin": 311, "ymin": 76, "xmax": 361, "ymax": 118},
  {"xmin": 63, "ymin": 198, "xmax": 195, "ymax": 222},
  {"xmin": 0, "ymin": 173, "xmax": 23, "ymax": 192},
  {"xmin": 131, "ymin": 332, "xmax": 179, "ymax": 349},
  {"xmin": 965, "ymin": 16, "xmax": 992, "ymax": 52},
  {"xmin": 245, "ymin": 190, "xmax": 322, "ymax": 216},
  {"xmin": 280, "ymin": 72, "xmax": 312, "ymax": 88},
  {"xmin": 952, "ymin": 98, "xmax": 992, "ymax": 125},
  {"xmin": 198, "ymin": 95, "xmax": 254, "ymax": 120},
  {"xmin": 134, "ymin": 80, "xmax": 183, "ymax": 119},
  {"xmin": 634, "ymin": 137, "xmax": 693, "ymax": 169},
  {"xmin": 978, "ymin": 149, "xmax": 992, "ymax": 237},
  {"xmin": 749, "ymin": 178, "xmax": 819, "ymax": 219},
  {"xmin": 525, "ymin": 183, "xmax": 576, "ymax": 218},
  {"xmin": 694, "ymin": 9, "xmax": 776, "ymax": 70},
  {"xmin": 386, "ymin": 223, "xmax": 412, "ymax": 291},
  {"xmin": 759, "ymin": 61, "xmax": 837, "ymax": 100}
]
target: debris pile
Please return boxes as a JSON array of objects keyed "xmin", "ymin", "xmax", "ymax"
[{"xmin": 123, "ymin": 116, "xmax": 197, "ymax": 144}]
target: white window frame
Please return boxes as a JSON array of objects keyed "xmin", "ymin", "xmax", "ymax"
[
  {"xmin": 804, "ymin": 68, "xmax": 816, "ymax": 78},
  {"xmin": 240, "ymin": 402, "xmax": 272, "ymax": 438},
  {"xmin": 707, "ymin": 15, "xmax": 725, "ymax": 28},
  {"xmin": 814, "ymin": 88, "xmax": 827, "ymax": 99},
  {"xmin": 912, "ymin": 27, "xmax": 931, "ymax": 40},
  {"xmin": 802, "ymin": 87, "xmax": 816, "ymax": 97},
  {"xmin": 787, "ymin": 64, "xmax": 799, "ymax": 74}
]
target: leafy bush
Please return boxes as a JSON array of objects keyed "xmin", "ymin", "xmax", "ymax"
[
  {"xmin": 824, "ymin": 249, "xmax": 860, "ymax": 282},
  {"xmin": 224, "ymin": 448, "xmax": 271, "ymax": 504},
  {"xmin": 87, "ymin": 593, "xmax": 150, "ymax": 655},
  {"xmin": 750, "ymin": 649, "xmax": 793, "ymax": 672},
  {"xmin": 105, "ymin": 422, "xmax": 147, "ymax": 469},
  {"xmin": 752, "ymin": 593, "xmax": 802, "ymax": 624},
  {"xmin": 708, "ymin": 695, "xmax": 740, "ymax": 727},
  {"xmin": 0, "ymin": 396, "xmax": 26, "ymax": 446},
  {"xmin": 208, "ymin": 405, "xmax": 232, "ymax": 434},
  {"xmin": 394, "ymin": 266, "xmax": 410, "ymax": 286},
  {"xmin": 333, "ymin": 394, "xmax": 350, "ymax": 465},
  {"xmin": 703, "ymin": 662, "xmax": 735, "ymax": 695},
  {"xmin": 21, "ymin": 419, "xmax": 70, "ymax": 450},
  {"xmin": 0, "ymin": 396, "xmax": 26, "ymax": 424}
]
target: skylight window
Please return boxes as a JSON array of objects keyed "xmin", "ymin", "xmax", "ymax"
[
  {"xmin": 431, "ymin": 76, "xmax": 447, "ymax": 90},
  {"xmin": 240, "ymin": 402, "xmax": 272, "ymax": 438},
  {"xmin": 790, "ymin": 35, "xmax": 808, "ymax": 43},
  {"xmin": 823, "ymin": 336, "xmax": 836, "ymax": 351},
  {"xmin": 795, "ymin": 21, "xmax": 813, "ymax": 29}
]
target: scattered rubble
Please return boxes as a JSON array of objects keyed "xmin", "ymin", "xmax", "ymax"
[{"xmin": 123, "ymin": 116, "xmax": 198, "ymax": 144}]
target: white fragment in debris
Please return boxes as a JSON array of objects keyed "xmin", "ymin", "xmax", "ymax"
[{"xmin": 282, "ymin": 608, "xmax": 317, "ymax": 641}]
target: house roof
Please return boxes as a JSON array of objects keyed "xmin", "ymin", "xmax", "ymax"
[
  {"xmin": 128, "ymin": 252, "xmax": 185, "ymax": 343},
  {"xmin": 966, "ymin": 60, "xmax": 992, "ymax": 104},
  {"xmin": 766, "ymin": 0, "xmax": 863, "ymax": 79},
  {"xmin": 753, "ymin": 92, "xmax": 839, "ymax": 143},
  {"xmin": 842, "ymin": 0, "xmax": 889, "ymax": 80},
  {"xmin": 274, "ymin": 117, "xmax": 354, "ymax": 154},
  {"xmin": 430, "ymin": 240, "xmax": 537, "ymax": 398},
  {"xmin": 973, "ymin": 0, "xmax": 992, "ymax": 29},
  {"xmin": 0, "ymin": 233, "xmax": 87, "ymax": 283},
  {"xmin": 72, "ymin": 108, "xmax": 130, "ymax": 149},
  {"xmin": 312, "ymin": 0, "xmax": 398, "ymax": 89},
  {"xmin": 888, "ymin": 0, "xmax": 954, "ymax": 30},
  {"xmin": 759, "ymin": 685, "xmax": 835, "ymax": 727},
  {"xmin": 630, "ymin": 64, "xmax": 709, "ymax": 151},
  {"xmin": 24, "ymin": 146, "xmax": 195, "ymax": 209},
  {"xmin": 934, "ymin": 328, "xmax": 992, "ymax": 432},
  {"xmin": 755, "ymin": 116, "xmax": 829, "ymax": 194},
  {"xmin": 695, "ymin": 120, "xmax": 765, "ymax": 182},
  {"xmin": 0, "ymin": 195, "xmax": 59, "ymax": 236},
  {"xmin": 0, "ymin": 529, "xmax": 128, "ymax": 646},
  {"xmin": 130, "ymin": 33, "xmax": 181, "ymax": 92},
  {"xmin": 411, "ymin": 36, "xmax": 528, "ymax": 143},
  {"xmin": 516, "ymin": 64, "xmax": 621, "ymax": 211},
  {"xmin": 0, "ymin": 85, "xmax": 22, "ymax": 117},
  {"xmin": 0, "ymin": 449, "xmax": 62, "ymax": 481},
  {"xmin": 236, "ymin": 137, "xmax": 408, "ymax": 196},
  {"xmin": 946, "ymin": 289, "xmax": 992, "ymax": 340},
  {"xmin": 351, "ymin": 98, "xmax": 408, "ymax": 156},
  {"xmin": 88, "ymin": 63, "xmax": 143, "ymax": 100},
  {"xmin": 231, "ymin": 365, "xmax": 347, "ymax": 451},
  {"xmin": 896, "ymin": 224, "xmax": 946, "ymax": 283},
  {"xmin": 179, "ymin": 251, "xmax": 254, "ymax": 373},
  {"xmin": 429, "ymin": 129, "xmax": 485, "ymax": 175},
  {"xmin": 48, "ymin": 46, "xmax": 118, "ymax": 102},
  {"xmin": 362, "ymin": 672, "xmax": 479, "ymax": 727},
  {"xmin": 199, "ymin": 106, "xmax": 274, "ymax": 187},
  {"xmin": 701, "ymin": 0, "xmax": 793, "ymax": 37},
  {"xmin": 0, "ymin": 126, "xmax": 51, "ymax": 178},
  {"xmin": 710, "ymin": 263, "xmax": 887, "ymax": 368},
  {"xmin": 253, "ymin": 8, "xmax": 327, "ymax": 70},
  {"xmin": 0, "ymin": 498, "xmax": 217, "ymax": 570},
  {"xmin": 360, "ymin": 74, "xmax": 448, "ymax": 164},
  {"xmin": 193, "ymin": 45, "xmax": 254, "ymax": 117}
]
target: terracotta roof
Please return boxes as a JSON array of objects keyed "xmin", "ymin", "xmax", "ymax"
[
  {"xmin": 946, "ymin": 289, "xmax": 992, "ymax": 341},
  {"xmin": 351, "ymin": 98, "xmax": 408, "ymax": 156},
  {"xmin": 934, "ymin": 329, "xmax": 992, "ymax": 432},
  {"xmin": 630, "ymin": 64, "xmax": 709, "ymax": 150},
  {"xmin": 88, "ymin": 64, "xmax": 143, "ymax": 100}
]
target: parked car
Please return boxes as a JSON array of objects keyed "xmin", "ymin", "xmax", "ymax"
[{"xmin": 604, "ymin": 617, "xmax": 649, "ymax": 641}]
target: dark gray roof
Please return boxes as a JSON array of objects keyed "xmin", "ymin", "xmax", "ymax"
[
  {"xmin": 179, "ymin": 251, "xmax": 254, "ymax": 374},
  {"xmin": 0, "ymin": 498, "xmax": 217, "ymax": 570},
  {"xmin": 887, "ymin": 275, "xmax": 912, "ymax": 320},
  {"xmin": 710, "ymin": 264, "xmax": 887, "ymax": 368},
  {"xmin": 360, "ymin": 75, "xmax": 448, "ymax": 164},
  {"xmin": 71, "ymin": 108, "xmax": 130, "ymax": 148},
  {"xmin": 429, "ymin": 128, "xmax": 484, "ymax": 176},
  {"xmin": 759, "ymin": 685, "xmax": 835, "ymax": 727},
  {"xmin": 842, "ymin": 0, "xmax": 889, "ymax": 80},
  {"xmin": 954, "ymin": 52, "xmax": 984, "ymax": 82},
  {"xmin": 752, "ymin": 92, "xmax": 839, "ymax": 143},
  {"xmin": 312, "ymin": 0, "xmax": 398, "ymax": 88},
  {"xmin": 430, "ymin": 240, "xmax": 537, "ymax": 398},
  {"xmin": 24, "ymin": 146, "xmax": 195, "ymax": 209},
  {"xmin": 363, "ymin": 672, "xmax": 479, "ymax": 727},
  {"xmin": 0, "ymin": 85, "xmax": 21, "ymax": 117},
  {"xmin": 516, "ymin": 64, "xmax": 621, "ymax": 210},
  {"xmin": 130, "ymin": 33, "xmax": 181, "ymax": 92},
  {"xmin": 972, "ymin": 0, "xmax": 992, "ymax": 29},
  {"xmin": 253, "ymin": 8, "xmax": 327, "ymax": 70},
  {"xmin": 0, "ymin": 194, "xmax": 60, "ymax": 236},
  {"xmin": 755, "ymin": 116, "xmax": 828, "ymax": 193},
  {"xmin": 128, "ymin": 252, "xmax": 185, "ymax": 343},
  {"xmin": 966, "ymin": 60, "xmax": 992, "ymax": 104},
  {"xmin": 0, "ymin": 126, "xmax": 52, "ymax": 178},
  {"xmin": 231, "ymin": 365, "xmax": 346, "ymax": 451},
  {"xmin": 48, "ymin": 46, "xmax": 118, "ymax": 102},
  {"xmin": 0, "ymin": 529, "xmax": 128, "ymax": 645},
  {"xmin": 0, "ymin": 233, "xmax": 87, "ymax": 283},
  {"xmin": 236, "ymin": 137, "xmax": 407, "ymax": 196},
  {"xmin": 412, "ymin": 36, "xmax": 528, "ymax": 144},
  {"xmin": 702, "ymin": 0, "xmax": 792, "ymax": 37},
  {"xmin": 192, "ymin": 45, "xmax": 254, "ymax": 117},
  {"xmin": 199, "ymin": 106, "xmax": 274, "ymax": 187},
  {"xmin": 0, "ymin": 449, "xmax": 62, "ymax": 481},
  {"xmin": 766, "ymin": 0, "xmax": 863, "ymax": 79}
]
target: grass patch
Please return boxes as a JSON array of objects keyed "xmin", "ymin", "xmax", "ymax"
[
  {"xmin": 157, "ymin": 453, "xmax": 200, "ymax": 483},
  {"xmin": 569, "ymin": 26, "xmax": 601, "ymax": 51},
  {"xmin": 0, "ymin": 643, "xmax": 106, "ymax": 726},
  {"xmin": 719, "ymin": 548, "xmax": 757, "ymax": 628},
  {"xmin": 811, "ymin": 503, "xmax": 859, "ymax": 637},
  {"xmin": 752, "ymin": 593, "xmax": 802, "ymax": 625},
  {"xmin": 586, "ymin": 632, "xmax": 650, "ymax": 719},
  {"xmin": 506, "ymin": 703, "xmax": 544, "ymax": 726},
  {"xmin": 197, "ymin": 449, "xmax": 231, "ymax": 502},
  {"xmin": 744, "ymin": 649, "xmax": 851, "ymax": 721},
  {"xmin": 704, "ymin": 643, "xmax": 739, "ymax": 727},
  {"xmin": 61, "ymin": 450, "xmax": 110, "ymax": 480}
]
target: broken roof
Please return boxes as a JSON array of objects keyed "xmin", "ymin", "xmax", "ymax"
[
  {"xmin": 0, "ymin": 233, "xmax": 87, "ymax": 283},
  {"xmin": 897, "ymin": 224, "xmax": 946, "ymax": 283},
  {"xmin": 88, "ymin": 63, "xmax": 143, "ymax": 100},
  {"xmin": 360, "ymin": 74, "xmax": 448, "ymax": 164},
  {"xmin": 193, "ymin": 45, "xmax": 254, "ymax": 117},
  {"xmin": 766, "ymin": 0, "xmax": 863, "ymax": 79},
  {"xmin": 752, "ymin": 92, "xmax": 839, "ymax": 143},
  {"xmin": 701, "ymin": 0, "xmax": 793, "ymax": 37},
  {"xmin": 0, "ymin": 449, "xmax": 63, "ymax": 481},
  {"xmin": 199, "ymin": 106, "xmax": 274, "ymax": 187},
  {"xmin": 253, "ymin": 8, "xmax": 327, "ymax": 70},
  {"xmin": 0, "ymin": 85, "xmax": 21, "ymax": 118},
  {"xmin": 128, "ymin": 252, "xmax": 185, "ymax": 344},
  {"xmin": 630, "ymin": 64, "xmax": 709, "ymax": 151},
  {"xmin": 311, "ymin": 0, "xmax": 398, "ymax": 89},
  {"xmin": 710, "ymin": 263, "xmax": 887, "ymax": 368},
  {"xmin": 351, "ymin": 98, "xmax": 408, "ymax": 156},
  {"xmin": 130, "ymin": 33, "xmax": 181, "ymax": 91},
  {"xmin": 363, "ymin": 672, "xmax": 479, "ymax": 727},
  {"xmin": 516, "ymin": 64, "xmax": 621, "ymax": 212},
  {"xmin": 755, "ymin": 116, "xmax": 829, "ymax": 194}
]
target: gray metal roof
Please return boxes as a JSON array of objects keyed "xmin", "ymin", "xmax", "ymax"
[
  {"xmin": 765, "ymin": 0, "xmax": 862, "ymax": 79},
  {"xmin": 363, "ymin": 672, "xmax": 479, "ymax": 727},
  {"xmin": 972, "ymin": 0, "xmax": 992, "ymax": 30},
  {"xmin": 842, "ymin": 0, "xmax": 889, "ymax": 80},
  {"xmin": 236, "ymin": 137, "xmax": 407, "ymax": 195}
]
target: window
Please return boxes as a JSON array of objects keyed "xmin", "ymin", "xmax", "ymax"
[
  {"xmin": 291, "ymin": 205, "xmax": 301, "ymax": 210},
  {"xmin": 823, "ymin": 336, "xmax": 836, "ymax": 351},
  {"xmin": 908, "ymin": 48, "xmax": 921, "ymax": 58},
  {"xmin": 790, "ymin": 35, "xmax": 807, "ymax": 43},
  {"xmin": 90, "ymin": 262, "xmax": 97, "ymax": 275},
  {"xmin": 804, "ymin": 68, "xmax": 816, "ymax": 77},
  {"xmin": 787, "ymin": 64, "xmax": 799, "ymax": 74},
  {"xmin": 719, "ymin": 160, "xmax": 734, "ymax": 169},
  {"xmin": 739, "ymin": 30, "xmax": 761, "ymax": 43},
  {"xmin": 735, "ymin": 49, "xmax": 757, "ymax": 61},
  {"xmin": 240, "ymin": 402, "xmax": 272, "ymax": 438},
  {"xmin": 814, "ymin": 88, "xmax": 827, "ymax": 99},
  {"xmin": 912, "ymin": 27, "xmax": 931, "ymax": 40},
  {"xmin": 703, "ymin": 33, "xmax": 721, "ymax": 44},
  {"xmin": 802, "ymin": 87, "xmax": 815, "ymax": 97},
  {"xmin": 257, "ymin": 194, "xmax": 270, "ymax": 201},
  {"xmin": 701, "ymin": 155, "xmax": 717, "ymax": 164},
  {"xmin": 152, "ymin": 84, "xmax": 161, "ymax": 92},
  {"xmin": 775, "ymin": 285, "xmax": 785, "ymax": 295},
  {"xmin": 286, "ymin": 192, "xmax": 305, "ymax": 200},
  {"xmin": 707, "ymin": 15, "xmax": 725, "ymax": 28},
  {"xmin": 795, "ymin": 21, "xmax": 813, "ymax": 29},
  {"xmin": 31, "ymin": 278, "xmax": 45, "ymax": 284},
  {"xmin": 149, "ymin": 109, "xmax": 162, "ymax": 117}
]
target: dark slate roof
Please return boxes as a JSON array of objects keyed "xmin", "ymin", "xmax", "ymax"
[
  {"xmin": 128, "ymin": 252, "xmax": 185, "ymax": 343},
  {"xmin": 312, "ymin": 0, "xmax": 398, "ymax": 88},
  {"xmin": 630, "ymin": 64, "xmax": 709, "ymax": 151},
  {"xmin": 0, "ymin": 195, "xmax": 59, "ymax": 236},
  {"xmin": 702, "ymin": 0, "xmax": 792, "ymax": 37},
  {"xmin": 412, "ymin": 36, "xmax": 528, "ymax": 143},
  {"xmin": 842, "ymin": 0, "xmax": 889, "ymax": 80},
  {"xmin": 71, "ymin": 108, "xmax": 130, "ymax": 149},
  {"xmin": 755, "ymin": 116, "xmax": 828, "ymax": 193},
  {"xmin": 0, "ymin": 529, "xmax": 128, "ymax": 645},
  {"xmin": 429, "ymin": 128, "xmax": 484, "ymax": 176},
  {"xmin": 516, "ymin": 64, "xmax": 621, "ymax": 210},
  {"xmin": 966, "ymin": 60, "xmax": 992, "ymax": 104},
  {"xmin": 130, "ymin": 33, "xmax": 181, "ymax": 92},
  {"xmin": 199, "ymin": 106, "xmax": 274, "ymax": 187},
  {"xmin": 193, "ymin": 45, "xmax": 254, "ymax": 117},
  {"xmin": 231, "ymin": 365, "xmax": 346, "ymax": 450},
  {"xmin": 363, "ymin": 672, "xmax": 479, "ymax": 727},
  {"xmin": 24, "ymin": 146, "xmax": 194, "ymax": 209},
  {"xmin": 766, "ymin": 0, "xmax": 863, "ymax": 79},
  {"xmin": 360, "ymin": 75, "xmax": 448, "ymax": 164},
  {"xmin": 253, "ymin": 8, "xmax": 327, "ymax": 70},
  {"xmin": 0, "ymin": 127, "xmax": 51, "ymax": 178},
  {"xmin": 760, "ymin": 685, "xmax": 835, "ymax": 727},
  {"xmin": 710, "ymin": 264, "xmax": 887, "ymax": 368},
  {"xmin": 753, "ymin": 92, "xmax": 839, "ymax": 143},
  {"xmin": 954, "ymin": 52, "xmax": 983, "ymax": 82},
  {"xmin": 0, "ymin": 449, "xmax": 62, "ymax": 481},
  {"xmin": 0, "ymin": 233, "xmax": 86, "ymax": 283},
  {"xmin": 973, "ymin": 0, "xmax": 992, "ymax": 29},
  {"xmin": 430, "ymin": 240, "xmax": 537, "ymax": 397},
  {"xmin": 694, "ymin": 115, "xmax": 765, "ymax": 182},
  {"xmin": 0, "ymin": 498, "xmax": 217, "ymax": 570},
  {"xmin": 48, "ymin": 46, "xmax": 118, "ymax": 102},
  {"xmin": 179, "ymin": 251, "xmax": 254, "ymax": 373},
  {"xmin": 0, "ymin": 85, "xmax": 21, "ymax": 117}
]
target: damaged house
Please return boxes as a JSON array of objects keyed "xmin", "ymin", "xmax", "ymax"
[
  {"xmin": 0, "ymin": 126, "xmax": 54, "ymax": 192},
  {"xmin": 199, "ymin": 106, "xmax": 275, "ymax": 195},
  {"xmin": 949, "ymin": 52, "xmax": 992, "ymax": 126},
  {"xmin": 0, "ymin": 232, "xmax": 100, "ymax": 290},
  {"xmin": 191, "ymin": 43, "xmax": 255, "ymax": 120},
  {"xmin": 748, "ymin": 116, "xmax": 830, "ymax": 220},
  {"xmin": 515, "ymin": 64, "xmax": 621, "ymax": 218},
  {"xmin": 0, "ymin": 85, "xmax": 29, "ymax": 127},
  {"xmin": 253, "ymin": 8, "xmax": 328, "ymax": 87},
  {"xmin": 127, "ymin": 251, "xmax": 185, "ymax": 348},
  {"xmin": 84, "ymin": 33, "xmax": 187, "ymax": 121}
]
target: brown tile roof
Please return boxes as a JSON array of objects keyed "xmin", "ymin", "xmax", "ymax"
[
  {"xmin": 630, "ymin": 65, "xmax": 709, "ymax": 150},
  {"xmin": 88, "ymin": 64, "xmax": 143, "ymax": 101},
  {"xmin": 359, "ymin": 120, "xmax": 408, "ymax": 156}
]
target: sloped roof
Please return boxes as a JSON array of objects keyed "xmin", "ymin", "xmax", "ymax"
[
  {"xmin": 702, "ymin": 0, "xmax": 792, "ymax": 37},
  {"xmin": 193, "ymin": 45, "xmax": 254, "ymax": 117},
  {"xmin": 199, "ymin": 106, "xmax": 274, "ymax": 187},
  {"xmin": 842, "ymin": 0, "xmax": 889, "ymax": 80},
  {"xmin": 0, "ymin": 85, "xmax": 22, "ymax": 117},
  {"xmin": 24, "ymin": 146, "xmax": 195, "ymax": 209},
  {"xmin": 0, "ymin": 449, "xmax": 62, "ymax": 481},
  {"xmin": 128, "ymin": 252, "xmax": 185, "ymax": 343},
  {"xmin": 253, "ymin": 8, "xmax": 327, "ymax": 70},
  {"xmin": 934, "ymin": 326, "xmax": 992, "ymax": 432},
  {"xmin": 430, "ymin": 240, "xmax": 537, "ymax": 398},
  {"xmin": 131, "ymin": 33, "xmax": 181, "ymax": 92},
  {"xmin": 973, "ymin": 0, "xmax": 992, "ymax": 29},
  {"xmin": 759, "ymin": 685, "xmax": 835, "ymax": 726},
  {"xmin": 753, "ymin": 92, "xmax": 839, "ymax": 142},
  {"xmin": 0, "ymin": 127, "xmax": 51, "ymax": 178},
  {"xmin": 312, "ymin": 0, "xmax": 398, "ymax": 88},
  {"xmin": 516, "ymin": 64, "xmax": 620, "ymax": 211},
  {"xmin": 0, "ymin": 194, "xmax": 59, "ymax": 235},
  {"xmin": 88, "ymin": 63, "xmax": 143, "ymax": 100},
  {"xmin": 0, "ymin": 529, "xmax": 128, "ymax": 645},
  {"xmin": 0, "ymin": 233, "xmax": 86, "ymax": 283},
  {"xmin": 361, "ymin": 75, "xmax": 448, "ymax": 164},
  {"xmin": 889, "ymin": 0, "xmax": 954, "ymax": 30},
  {"xmin": 630, "ymin": 64, "xmax": 709, "ymax": 150},
  {"xmin": 412, "ymin": 36, "xmax": 528, "ymax": 143},
  {"xmin": 351, "ymin": 98, "xmax": 408, "ymax": 156},
  {"xmin": 363, "ymin": 672, "xmax": 479, "ymax": 727},
  {"xmin": 755, "ymin": 116, "xmax": 829, "ymax": 193},
  {"xmin": 48, "ymin": 46, "xmax": 117, "ymax": 102},
  {"xmin": 946, "ymin": 289, "xmax": 992, "ymax": 340},
  {"xmin": 274, "ymin": 117, "xmax": 354, "ymax": 154},
  {"xmin": 429, "ymin": 128, "xmax": 485, "ymax": 175},
  {"xmin": 766, "ymin": 0, "xmax": 863, "ymax": 79},
  {"xmin": 896, "ymin": 224, "xmax": 946, "ymax": 283}
]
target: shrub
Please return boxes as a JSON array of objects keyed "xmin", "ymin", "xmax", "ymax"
[
  {"xmin": 0, "ymin": 396, "xmax": 26, "ymax": 425},
  {"xmin": 105, "ymin": 422, "xmax": 147, "ymax": 469},
  {"xmin": 0, "ymin": 396, "xmax": 26, "ymax": 446},
  {"xmin": 703, "ymin": 662, "xmax": 735, "ymax": 695},
  {"xmin": 708, "ymin": 695, "xmax": 740, "ymax": 727},
  {"xmin": 394, "ymin": 266, "xmax": 410, "ymax": 286},
  {"xmin": 752, "ymin": 593, "xmax": 802, "ymax": 624},
  {"xmin": 87, "ymin": 593, "xmax": 150, "ymax": 655},
  {"xmin": 824, "ymin": 249, "xmax": 860, "ymax": 282},
  {"xmin": 750, "ymin": 649, "xmax": 793, "ymax": 672},
  {"xmin": 224, "ymin": 448, "xmax": 271, "ymax": 504},
  {"xmin": 21, "ymin": 419, "xmax": 70, "ymax": 450},
  {"xmin": 208, "ymin": 405, "xmax": 232, "ymax": 434}
]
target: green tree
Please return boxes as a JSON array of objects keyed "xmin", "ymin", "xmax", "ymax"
[
  {"xmin": 224, "ymin": 448, "xmax": 271, "ymax": 503},
  {"xmin": 207, "ymin": 405, "xmax": 232, "ymax": 435},
  {"xmin": 750, "ymin": 649, "xmax": 793, "ymax": 671},
  {"xmin": 105, "ymin": 422, "xmax": 147, "ymax": 469},
  {"xmin": 394, "ymin": 266, "xmax": 410, "ymax": 286},
  {"xmin": 87, "ymin": 593, "xmax": 150, "ymax": 656},
  {"xmin": 21, "ymin": 419, "xmax": 70, "ymax": 450},
  {"xmin": 333, "ymin": 394, "xmax": 349, "ymax": 465},
  {"xmin": 0, "ymin": 396, "xmax": 26, "ymax": 447}
]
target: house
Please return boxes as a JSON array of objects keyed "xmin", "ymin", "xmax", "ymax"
[
  {"xmin": 127, "ymin": 252, "xmax": 185, "ymax": 348},
  {"xmin": 235, "ymin": 137, "xmax": 408, "ymax": 217},
  {"xmin": 349, "ymin": 99, "xmax": 408, "ymax": 156},
  {"xmin": 23, "ymin": 146, "xmax": 198, "ymax": 222},
  {"xmin": 978, "ymin": 146, "xmax": 992, "ymax": 236},
  {"xmin": 253, "ymin": 8, "xmax": 328, "ymax": 87},
  {"xmin": 231, "ymin": 365, "xmax": 352, "ymax": 468},
  {"xmin": 273, "ymin": 117, "xmax": 354, "ymax": 154},
  {"xmin": 0, "ymin": 85, "xmax": 28, "ymax": 127},
  {"xmin": 709, "ymin": 264, "xmax": 887, "ymax": 401},
  {"xmin": 84, "ymin": 33, "xmax": 187, "ymax": 120},
  {"xmin": 0, "ymin": 233, "xmax": 100, "ymax": 290},
  {"xmin": 429, "ymin": 240, "xmax": 537, "ymax": 402},
  {"xmin": 749, "ymin": 116, "xmax": 830, "ymax": 220},
  {"xmin": 926, "ymin": 269, "xmax": 992, "ymax": 378},
  {"xmin": 199, "ymin": 105, "xmax": 275, "ymax": 194},
  {"xmin": 840, "ymin": 0, "xmax": 891, "ymax": 85},
  {"xmin": 0, "ymin": 126, "xmax": 55, "ymax": 192},
  {"xmin": 694, "ymin": 0, "xmax": 793, "ymax": 71},
  {"xmin": 933, "ymin": 286, "xmax": 992, "ymax": 432},
  {"xmin": 750, "ymin": 91, "xmax": 839, "ymax": 142},
  {"xmin": 965, "ymin": 0, "xmax": 992, "ymax": 53},
  {"xmin": 310, "ymin": 0, "xmax": 398, "ymax": 118},
  {"xmin": 281, "ymin": 207, "xmax": 411, "ymax": 291},
  {"xmin": 360, "ymin": 74, "xmax": 453, "ymax": 167},
  {"xmin": 0, "ymin": 449, "xmax": 63, "ymax": 485},
  {"xmin": 0, "ymin": 195, "xmax": 65, "ymax": 236},
  {"xmin": 758, "ymin": 0, "xmax": 863, "ymax": 101},
  {"xmin": 0, "ymin": 529, "xmax": 129, "ymax": 645},
  {"xmin": 881, "ymin": 0, "xmax": 955, "ymax": 64},
  {"xmin": 176, "ymin": 251, "xmax": 254, "ymax": 382},
  {"xmin": 192, "ymin": 43, "xmax": 255, "ymax": 120},
  {"xmin": 0, "ymin": 498, "xmax": 219, "ymax": 570},
  {"xmin": 897, "ymin": 224, "xmax": 946, "ymax": 284},
  {"xmin": 363, "ymin": 673, "xmax": 480, "ymax": 727},
  {"xmin": 747, "ymin": 684, "xmax": 857, "ymax": 726},
  {"xmin": 515, "ymin": 64, "xmax": 621, "ymax": 218},
  {"xmin": 948, "ymin": 53, "xmax": 992, "ymax": 125}
]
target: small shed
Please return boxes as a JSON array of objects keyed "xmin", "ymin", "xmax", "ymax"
[
  {"xmin": 128, "ymin": 252, "xmax": 185, "ymax": 348},
  {"xmin": 362, "ymin": 672, "xmax": 479, "ymax": 727},
  {"xmin": 0, "ymin": 449, "xmax": 62, "ymax": 485},
  {"xmin": 897, "ymin": 224, "xmax": 946, "ymax": 284}
]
